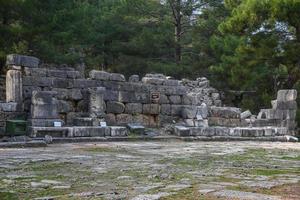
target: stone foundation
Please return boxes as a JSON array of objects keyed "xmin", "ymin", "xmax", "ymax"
[{"xmin": 0, "ymin": 54, "xmax": 297, "ymax": 141}]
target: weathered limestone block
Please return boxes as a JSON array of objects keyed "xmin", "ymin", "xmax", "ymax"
[
  {"xmin": 182, "ymin": 92, "xmax": 201, "ymax": 105},
  {"xmin": 0, "ymin": 103, "xmax": 18, "ymax": 112},
  {"xmin": 132, "ymin": 114, "xmax": 144, "ymax": 125},
  {"xmin": 184, "ymin": 119, "xmax": 195, "ymax": 126},
  {"xmin": 118, "ymin": 91, "xmax": 135, "ymax": 103},
  {"xmin": 214, "ymin": 127, "xmax": 230, "ymax": 136},
  {"xmin": 142, "ymin": 115, "xmax": 158, "ymax": 127},
  {"xmin": 116, "ymin": 114, "xmax": 133, "ymax": 124},
  {"xmin": 72, "ymin": 127, "xmax": 109, "ymax": 137},
  {"xmin": 174, "ymin": 126, "xmax": 190, "ymax": 137},
  {"xmin": 110, "ymin": 73, "xmax": 125, "ymax": 82},
  {"xmin": 57, "ymin": 100, "xmax": 74, "ymax": 113},
  {"xmin": 24, "ymin": 67, "xmax": 46, "ymax": 76},
  {"xmin": 51, "ymin": 88, "xmax": 69, "ymax": 100},
  {"xmin": 89, "ymin": 87, "xmax": 106, "ymax": 118},
  {"xmin": 23, "ymin": 86, "xmax": 41, "ymax": 99},
  {"xmin": 195, "ymin": 119, "xmax": 208, "ymax": 127},
  {"xmin": 127, "ymin": 123, "xmax": 145, "ymax": 135},
  {"xmin": 129, "ymin": 75, "xmax": 139, "ymax": 82},
  {"xmin": 145, "ymin": 73, "xmax": 166, "ymax": 79},
  {"xmin": 105, "ymin": 113, "xmax": 116, "ymax": 125},
  {"xmin": 169, "ymin": 95, "xmax": 181, "ymax": 104},
  {"xmin": 73, "ymin": 79, "xmax": 97, "ymax": 88},
  {"xmin": 161, "ymin": 104, "xmax": 171, "ymax": 115},
  {"xmin": 143, "ymin": 104, "xmax": 160, "ymax": 115},
  {"xmin": 197, "ymin": 103, "xmax": 208, "ymax": 119},
  {"xmin": 159, "ymin": 94, "xmax": 169, "ymax": 104},
  {"xmin": 241, "ymin": 110, "xmax": 252, "ymax": 119},
  {"xmin": 125, "ymin": 103, "xmax": 142, "ymax": 114},
  {"xmin": 52, "ymin": 78, "xmax": 73, "ymax": 88},
  {"xmin": 271, "ymin": 100, "xmax": 297, "ymax": 110},
  {"xmin": 110, "ymin": 126, "xmax": 128, "ymax": 137},
  {"xmin": 134, "ymin": 92, "xmax": 150, "ymax": 103},
  {"xmin": 89, "ymin": 70, "xmax": 110, "ymax": 80},
  {"xmin": 70, "ymin": 89, "xmax": 83, "ymax": 100},
  {"xmin": 208, "ymin": 117, "xmax": 242, "ymax": 127},
  {"xmin": 66, "ymin": 112, "xmax": 84, "ymax": 125},
  {"xmin": 142, "ymin": 77, "xmax": 164, "ymax": 85},
  {"xmin": 22, "ymin": 76, "xmax": 53, "ymax": 87},
  {"xmin": 171, "ymin": 105, "xmax": 183, "ymax": 116},
  {"xmin": 277, "ymin": 89, "xmax": 297, "ymax": 101},
  {"xmin": 6, "ymin": 70, "xmax": 23, "ymax": 103},
  {"xmin": 106, "ymin": 101, "xmax": 125, "ymax": 114},
  {"xmin": 181, "ymin": 105, "xmax": 197, "ymax": 119},
  {"xmin": 31, "ymin": 91, "xmax": 58, "ymax": 119},
  {"xmin": 73, "ymin": 117, "xmax": 94, "ymax": 126},
  {"xmin": 158, "ymin": 115, "xmax": 179, "ymax": 125},
  {"xmin": 29, "ymin": 119, "xmax": 65, "ymax": 127},
  {"xmin": 209, "ymin": 106, "xmax": 241, "ymax": 119},
  {"xmin": 6, "ymin": 54, "xmax": 39, "ymax": 68},
  {"xmin": 163, "ymin": 79, "xmax": 180, "ymax": 86},
  {"xmin": 257, "ymin": 109, "xmax": 296, "ymax": 120},
  {"xmin": 104, "ymin": 90, "xmax": 118, "ymax": 101}
]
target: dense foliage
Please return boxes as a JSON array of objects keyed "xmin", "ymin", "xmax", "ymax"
[{"xmin": 1, "ymin": 0, "xmax": 300, "ymax": 115}]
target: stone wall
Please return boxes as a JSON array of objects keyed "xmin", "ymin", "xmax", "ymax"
[{"xmin": 21, "ymin": 66, "xmax": 221, "ymax": 127}]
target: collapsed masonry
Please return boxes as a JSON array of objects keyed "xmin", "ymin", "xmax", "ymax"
[{"xmin": 0, "ymin": 54, "xmax": 298, "ymax": 141}]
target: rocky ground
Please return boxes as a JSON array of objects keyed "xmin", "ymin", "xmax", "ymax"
[{"xmin": 0, "ymin": 141, "xmax": 299, "ymax": 200}]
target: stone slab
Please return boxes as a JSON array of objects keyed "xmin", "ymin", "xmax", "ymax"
[{"xmin": 6, "ymin": 54, "xmax": 39, "ymax": 68}]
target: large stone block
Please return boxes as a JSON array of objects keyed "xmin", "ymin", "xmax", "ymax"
[
  {"xmin": 181, "ymin": 105, "xmax": 197, "ymax": 119},
  {"xmin": 129, "ymin": 75, "xmax": 139, "ymax": 82},
  {"xmin": 89, "ymin": 87, "xmax": 106, "ymax": 118},
  {"xmin": 29, "ymin": 119, "xmax": 65, "ymax": 127},
  {"xmin": 143, "ymin": 104, "xmax": 160, "ymax": 115},
  {"xmin": 208, "ymin": 117, "xmax": 242, "ymax": 127},
  {"xmin": 73, "ymin": 79, "xmax": 97, "ymax": 88},
  {"xmin": 103, "ymin": 90, "xmax": 118, "ymax": 101},
  {"xmin": 127, "ymin": 123, "xmax": 145, "ymax": 135},
  {"xmin": 110, "ymin": 73, "xmax": 125, "ymax": 82},
  {"xmin": 72, "ymin": 127, "xmax": 109, "ymax": 137},
  {"xmin": 89, "ymin": 70, "xmax": 110, "ymax": 80},
  {"xmin": 169, "ymin": 95, "xmax": 181, "ymax": 104},
  {"xmin": 73, "ymin": 117, "xmax": 95, "ymax": 126},
  {"xmin": 241, "ymin": 110, "xmax": 252, "ymax": 119},
  {"xmin": 257, "ymin": 109, "xmax": 296, "ymax": 120},
  {"xmin": 70, "ymin": 89, "xmax": 83, "ymax": 100},
  {"xmin": 125, "ymin": 103, "xmax": 142, "ymax": 114},
  {"xmin": 116, "ymin": 114, "xmax": 133, "ymax": 124},
  {"xmin": 22, "ymin": 76, "xmax": 53, "ymax": 87},
  {"xmin": 277, "ymin": 89, "xmax": 297, "ymax": 101},
  {"xmin": 106, "ymin": 101, "xmax": 125, "ymax": 114},
  {"xmin": 110, "ymin": 126, "xmax": 128, "ymax": 137},
  {"xmin": 171, "ymin": 105, "xmax": 183, "ymax": 116},
  {"xmin": 174, "ymin": 126, "xmax": 190, "ymax": 137},
  {"xmin": 0, "ymin": 103, "xmax": 18, "ymax": 112},
  {"xmin": 142, "ymin": 77, "xmax": 164, "ymax": 85},
  {"xmin": 57, "ymin": 100, "xmax": 74, "ymax": 113},
  {"xmin": 160, "ymin": 104, "xmax": 171, "ymax": 115},
  {"xmin": 271, "ymin": 100, "xmax": 297, "ymax": 110},
  {"xmin": 105, "ymin": 113, "xmax": 116, "ymax": 125},
  {"xmin": 24, "ymin": 67, "xmax": 46, "ymax": 76},
  {"xmin": 6, "ymin": 54, "xmax": 39, "ymax": 68},
  {"xmin": 209, "ymin": 106, "xmax": 241, "ymax": 119},
  {"xmin": 6, "ymin": 70, "xmax": 23, "ymax": 103},
  {"xmin": 31, "ymin": 91, "xmax": 59, "ymax": 119}
]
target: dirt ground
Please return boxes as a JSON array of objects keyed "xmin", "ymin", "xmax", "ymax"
[{"xmin": 0, "ymin": 141, "xmax": 299, "ymax": 200}]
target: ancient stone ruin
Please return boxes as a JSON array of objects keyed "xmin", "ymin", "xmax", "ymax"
[{"xmin": 0, "ymin": 54, "xmax": 298, "ymax": 142}]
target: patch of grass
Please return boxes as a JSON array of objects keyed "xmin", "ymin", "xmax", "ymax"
[
  {"xmin": 160, "ymin": 185, "xmax": 218, "ymax": 200},
  {"xmin": 250, "ymin": 168, "xmax": 300, "ymax": 176},
  {"xmin": 280, "ymin": 155, "xmax": 300, "ymax": 161},
  {"xmin": 80, "ymin": 146, "xmax": 125, "ymax": 153},
  {"xmin": 0, "ymin": 192, "xmax": 18, "ymax": 200}
]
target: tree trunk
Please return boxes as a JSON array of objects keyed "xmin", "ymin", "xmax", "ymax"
[{"xmin": 174, "ymin": 0, "xmax": 182, "ymax": 65}]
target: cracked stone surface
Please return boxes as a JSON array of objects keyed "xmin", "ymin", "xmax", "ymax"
[{"xmin": 0, "ymin": 141, "xmax": 299, "ymax": 199}]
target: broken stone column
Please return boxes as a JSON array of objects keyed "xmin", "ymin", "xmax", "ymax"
[
  {"xmin": 6, "ymin": 70, "xmax": 22, "ymax": 104},
  {"xmin": 88, "ymin": 87, "xmax": 106, "ymax": 125}
]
